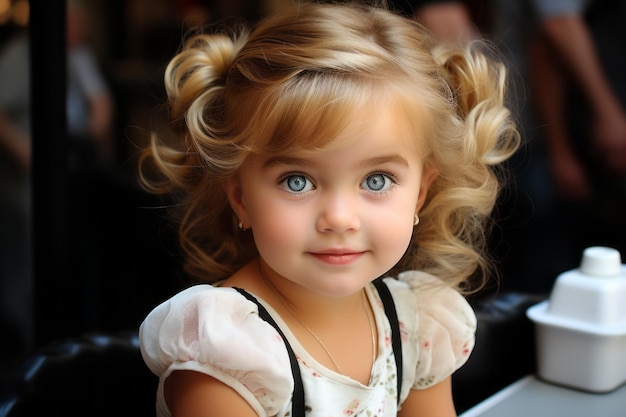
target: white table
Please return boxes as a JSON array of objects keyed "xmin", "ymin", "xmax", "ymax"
[{"xmin": 459, "ymin": 375, "xmax": 626, "ymax": 417}]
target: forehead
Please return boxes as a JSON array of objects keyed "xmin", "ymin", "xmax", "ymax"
[
  {"xmin": 331, "ymin": 102, "xmax": 423, "ymax": 151},
  {"xmin": 262, "ymin": 103, "xmax": 426, "ymax": 166}
]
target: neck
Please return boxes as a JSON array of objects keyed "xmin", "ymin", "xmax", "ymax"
[
  {"xmin": 257, "ymin": 258, "xmax": 364, "ymax": 322},
  {"xmin": 257, "ymin": 258, "xmax": 377, "ymax": 379}
]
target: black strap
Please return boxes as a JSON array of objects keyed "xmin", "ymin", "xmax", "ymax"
[
  {"xmin": 234, "ymin": 288, "xmax": 306, "ymax": 417},
  {"xmin": 235, "ymin": 281, "xmax": 403, "ymax": 413},
  {"xmin": 373, "ymin": 277, "xmax": 403, "ymax": 405}
]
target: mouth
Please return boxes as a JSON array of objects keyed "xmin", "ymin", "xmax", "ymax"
[{"xmin": 308, "ymin": 250, "xmax": 366, "ymax": 265}]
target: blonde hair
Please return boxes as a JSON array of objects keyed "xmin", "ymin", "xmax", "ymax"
[{"xmin": 139, "ymin": 1, "xmax": 520, "ymax": 293}]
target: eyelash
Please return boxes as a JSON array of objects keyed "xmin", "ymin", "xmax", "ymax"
[{"xmin": 371, "ymin": 170, "xmax": 398, "ymax": 184}]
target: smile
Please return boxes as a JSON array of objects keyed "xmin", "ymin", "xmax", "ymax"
[{"xmin": 309, "ymin": 251, "xmax": 366, "ymax": 265}]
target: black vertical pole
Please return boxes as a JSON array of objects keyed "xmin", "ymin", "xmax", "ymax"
[{"xmin": 30, "ymin": 0, "xmax": 70, "ymax": 345}]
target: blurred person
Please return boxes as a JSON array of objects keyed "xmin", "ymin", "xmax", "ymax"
[
  {"xmin": 527, "ymin": 1, "xmax": 626, "ymax": 253},
  {"xmin": 0, "ymin": 27, "xmax": 34, "ymax": 367},
  {"xmin": 0, "ymin": 0, "xmax": 115, "ymax": 364},
  {"xmin": 486, "ymin": 0, "xmax": 626, "ymax": 294},
  {"xmin": 529, "ymin": 0, "xmax": 626, "ymax": 200},
  {"xmin": 64, "ymin": 0, "xmax": 116, "ymax": 331},
  {"xmin": 66, "ymin": 0, "xmax": 115, "ymax": 169}
]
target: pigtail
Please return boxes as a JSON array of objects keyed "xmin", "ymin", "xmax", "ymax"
[
  {"xmin": 140, "ymin": 29, "xmax": 247, "ymax": 188},
  {"xmin": 404, "ymin": 40, "xmax": 520, "ymax": 293},
  {"xmin": 165, "ymin": 32, "xmax": 241, "ymax": 124},
  {"xmin": 434, "ymin": 40, "xmax": 519, "ymax": 166},
  {"xmin": 139, "ymin": 28, "xmax": 255, "ymax": 282}
]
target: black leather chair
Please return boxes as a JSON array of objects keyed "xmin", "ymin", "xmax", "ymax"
[
  {"xmin": 0, "ymin": 331, "xmax": 157, "ymax": 417},
  {"xmin": 453, "ymin": 291, "xmax": 547, "ymax": 412}
]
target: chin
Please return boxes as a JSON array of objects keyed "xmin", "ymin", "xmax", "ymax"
[{"xmin": 313, "ymin": 277, "xmax": 373, "ymax": 298}]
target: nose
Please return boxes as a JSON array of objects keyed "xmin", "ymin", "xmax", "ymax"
[{"xmin": 315, "ymin": 192, "xmax": 360, "ymax": 233}]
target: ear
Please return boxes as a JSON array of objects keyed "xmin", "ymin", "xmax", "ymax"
[
  {"xmin": 223, "ymin": 175, "xmax": 249, "ymax": 226},
  {"xmin": 416, "ymin": 166, "xmax": 438, "ymax": 213}
]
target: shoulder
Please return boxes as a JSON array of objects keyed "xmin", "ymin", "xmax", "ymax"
[
  {"xmin": 380, "ymin": 271, "xmax": 476, "ymax": 398},
  {"xmin": 139, "ymin": 285, "xmax": 294, "ymax": 416}
]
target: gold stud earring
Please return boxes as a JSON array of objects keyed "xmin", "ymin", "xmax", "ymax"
[{"xmin": 414, "ymin": 214, "xmax": 419, "ymax": 226}]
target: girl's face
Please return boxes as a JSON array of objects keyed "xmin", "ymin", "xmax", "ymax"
[{"xmin": 226, "ymin": 105, "xmax": 435, "ymax": 297}]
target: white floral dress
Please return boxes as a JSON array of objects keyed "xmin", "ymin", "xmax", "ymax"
[{"xmin": 139, "ymin": 271, "xmax": 476, "ymax": 417}]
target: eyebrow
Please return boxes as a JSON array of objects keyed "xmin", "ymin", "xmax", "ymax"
[
  {"xmin": 360, "ymin": 155, "xmax": 410, "ymax": 168},
  {"xmin": 262, "ymin": 154, "xmax": 410, "ymax": 169},
  {"xmin": 262, "ymin": 156, "xmax": 310, "ymax": 168}
]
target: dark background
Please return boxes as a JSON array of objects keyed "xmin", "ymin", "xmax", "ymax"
[{"xmin": 1, "ymin": 0, "xmax": 625, "ymax": 373}]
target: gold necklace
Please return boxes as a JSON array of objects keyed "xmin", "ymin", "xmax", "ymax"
[{"xmin": 258, "ymin": 261, "xmax": 377, "ymax": 375}]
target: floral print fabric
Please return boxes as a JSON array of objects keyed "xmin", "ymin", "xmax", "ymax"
[{"xmin": 139, "ymin": 271, "xmax": 476, "ymax": 417}]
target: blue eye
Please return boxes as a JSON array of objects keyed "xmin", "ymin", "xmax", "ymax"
[
  {"xmin": 362, "ymin": 173, "xmax": 393, "ymax": 192},
  {"xmin": 280, "ymin": 174, "xmax": 313, "ymax": 193}
]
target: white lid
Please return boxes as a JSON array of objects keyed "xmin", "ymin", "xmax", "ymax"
[{"xmin": 580, "ymin": 246, "xmax": 622, "ymax": 277}]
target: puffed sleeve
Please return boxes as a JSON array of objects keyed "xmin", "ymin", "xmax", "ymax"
[
  {"xmin": 383, "ymin": 271, "xmax": 476, "ymax": 401},
  {"xmin": 139, "ymin": 285, "xmax": 294, "ymax": 417}
]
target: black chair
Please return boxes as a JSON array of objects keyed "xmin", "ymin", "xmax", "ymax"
[
  {"xmin": 0, "ymin": 331, "xmax": 157, "ymax": 417},
  {"xmin": 453, "ymin": 291, "xmax": 547, "ymax": 412}
]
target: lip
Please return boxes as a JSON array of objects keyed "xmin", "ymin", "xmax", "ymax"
[{"xmin": 308, "ymin": 250, "xmax": 366, "ymax": 265}]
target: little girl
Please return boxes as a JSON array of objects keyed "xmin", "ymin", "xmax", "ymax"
[{"xmin": 138, "ymin": 2, "xmax": 520, "ymax": 416}]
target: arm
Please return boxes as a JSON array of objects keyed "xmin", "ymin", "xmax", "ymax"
[
  {"xmin": 540, "ymin": 14, "xmax": 626, "ymax": 174},
  {"xmin": 541, "ymin": 15, "xmax": 618, "ymax": 119},
  {"xmin": 528, "ymin": 34, "xmax": 592, "ymax": 200},
  {"xmin": 165, "ymin": 370, "xmax": 259, "ymax": 417},
  {"xmin": 0, "ymin": 110, "xmax": 31, "ymax": 171},
  {"xmin": 398, "ymin": 376, "xmax": 457, "ymax": 417}
]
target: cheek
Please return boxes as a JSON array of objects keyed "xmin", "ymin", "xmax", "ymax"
[
  {"xmin": 370, "ymin": 207, "xmax": 415, "ymax": 261},
  {"xmin": 384, "ymin": 217, "xmax": 414, "ymax": 246},
  {"xmin": 249, "ymin": 206, "xmax": 305, "ymax": 251}
]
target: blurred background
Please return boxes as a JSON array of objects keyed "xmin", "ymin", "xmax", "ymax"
[
  {"xmin": 0, "ymin": 0, "xmax": 624, "ymax": 375},
  {"xmin": 0, "ymin": 0, "xmax": 209, "ymax": 369}
]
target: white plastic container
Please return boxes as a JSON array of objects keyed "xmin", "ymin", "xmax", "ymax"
[{"xmin": 527, "ymin": 246, "xmax": 626, "ymax": 392}]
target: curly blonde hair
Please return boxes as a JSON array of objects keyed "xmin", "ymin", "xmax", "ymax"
[{"xmin": 139, "ymin": 1, "xmax": 520, "ymax": 293}]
